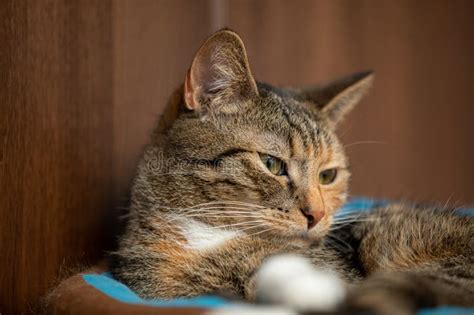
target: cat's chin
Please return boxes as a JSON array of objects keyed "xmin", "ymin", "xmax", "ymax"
[
  {"xmin": 291, "ymin": 224, "xmax": 330, "ymax": 242},
  {"xmin": 263, "ymin": 229, "xmax": 327, "ymax": 247}
]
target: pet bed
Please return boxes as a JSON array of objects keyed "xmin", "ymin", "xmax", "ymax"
[{"xmin": 46, "ymin": 198, "xmax": 474, "ymax": 315}]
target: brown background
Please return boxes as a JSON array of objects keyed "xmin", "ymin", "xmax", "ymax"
[{"xmin": 1, "ymin": 0, "xmax": 473, "ymax": 314}]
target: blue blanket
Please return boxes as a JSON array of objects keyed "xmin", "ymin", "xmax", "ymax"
[{"xmin": 83, "ymin": 198, "xmax": 474, "ymax": 315}]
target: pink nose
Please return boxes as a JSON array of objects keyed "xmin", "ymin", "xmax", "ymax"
[{"xmin": 300, "ymin": 208, "xmax": 324, "ymax": 229}]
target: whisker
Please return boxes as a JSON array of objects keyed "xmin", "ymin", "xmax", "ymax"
[
  {"xmin": 188, "ymin": 200, "xmax": 266, "ymax": 209},
  {"xmin": 205, "ymin": 220, "xmax": 265, "ymax": 230},
  {"xmin": 331, "ymin": 218, "xmax": 378, "ymax": 224},
  {"xmin": 245, "ymin": 227, "xmax": 274, "ymax": 238},
  {"xmin": 331, "ymin": 218, "xmax": 380, "ymax": 225},
  {"xmin": 176, "ymin": 204, "xmax": 264, "ymax": 213},
  {"xmin": 441, "ymin": 193, "xmax": 455, "ymax": 210},
  {"xmin": 172, "ymin": 214, "xmax": 261, "ymax": 221},
  {"xmin": 343, "ymin": 140, "xmax": 387, "ymax": 149},
  {"xmin": 164, "ymin": 213, "xmax": 261, "ymax": 224},
  {"xmin": 233, "ymin": 225, "xmax": 265, "ymax": 234},
  {"xmin": 173, "ymin": 206, "xmax": 258, "ymax": 216},
  {"xmin": 329, "ymin": 218, "xmax": 381, "ymax": 232},
  {"xmin": 333, "ymin": 211, "xmax": 366, "ymax": 218},
  {"xmin": 146, "ymin": 200, "xmax": 265, "ymax": 213},
  {"xmin": 332, "ymin": 217, "xmax": 361, "ymax": 224},
  {"xmin": 332, "ymin": 215, "xmax": 365, "ymax": 223},
  {"xmin": 158, "ymin": 213, "xmax": 266, "ymax": 229},
  {"xmin": 177, "ymin": 208, "xmax": 255, "ymax": 215},
  {"xmin": 324, "ymin": 238, "xmax": 351, "ymax": 253},
  {"xmin": 325, "ymin": 234, "xmax": 354, "ymax": 252},
  {"xmin": 265, "ymin": 216, "xmax": 292, "ymax": 225},
  {"xmin": 185, "ymin": 212, "xmax": 259, "ymax": 216}
]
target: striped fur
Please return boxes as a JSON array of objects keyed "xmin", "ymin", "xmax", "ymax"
[{"xmin": 111, "ymin": 30, "xmax": 474, "ymax": 314}]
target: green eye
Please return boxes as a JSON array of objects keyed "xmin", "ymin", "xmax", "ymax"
[
  {"xmin": 259, "ymin": 154, "xmax": 287, "ymax": 176},
  {"xmin": 319, "ymin": 168, "xmax": 337, "ymax": 185}
]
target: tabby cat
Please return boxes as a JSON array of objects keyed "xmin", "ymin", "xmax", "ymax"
[{"xmin": 111, "ymin": 30, "xmax": 474, "ymax": 315}]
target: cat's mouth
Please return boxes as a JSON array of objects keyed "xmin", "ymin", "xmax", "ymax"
[
  {"xmin": 236, "ymin": 206, "xmax": 332, "ymax": 242},
  {"xmin": 301, "ymin": 215, "xmax": 332, "ymax": 240},
  {"xmin": 260, "ymin": 218, "xmax": 331, "ymax": 243}
]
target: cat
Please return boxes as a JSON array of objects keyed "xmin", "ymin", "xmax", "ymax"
[{"xmin": 111, "ymin": 29, "xmax": 474, "ymax": 315}]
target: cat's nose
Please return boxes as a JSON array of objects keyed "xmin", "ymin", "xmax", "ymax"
[{"xmin": 300, "ymin": 207, "xmax": 324, "ymax": 230}]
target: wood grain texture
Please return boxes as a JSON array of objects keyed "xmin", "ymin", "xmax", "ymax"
[
  {"xmin": 0, "ymin": 1, "xmax": 114, "ymax": 313},
  {"xmin": 113, "ymin": 0, "xmax": 212, "ymax": 202},
  {"xmin": 1, "ymin": 1, "xmax": 212, "ymax": 313}
]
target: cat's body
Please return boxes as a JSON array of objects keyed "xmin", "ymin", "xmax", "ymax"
[{"xmin": 111, "ymin": 30, "xmax": 474, "ymax": 314}]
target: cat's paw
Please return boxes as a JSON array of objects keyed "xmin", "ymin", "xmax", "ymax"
[{"xmin": 255, "ymin": 254, "xmax": 346, "ymax": 311}]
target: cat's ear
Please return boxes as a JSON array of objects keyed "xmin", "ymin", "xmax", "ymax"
[
  {"xmin": 184, "ymin": 29, "xmax": 258, "ymax": 116},
  {"xmin": 302, "ymin": 71, "xmax": 374, "ymax": 126}
]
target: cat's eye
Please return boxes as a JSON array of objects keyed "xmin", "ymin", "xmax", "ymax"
[
  {"xmin": 319, "ymin": 168, "xmax": 337, "ymax": 185},
  {"xmin": 259, "ymin": 154, "xmax": 287, "ymax": 176}
]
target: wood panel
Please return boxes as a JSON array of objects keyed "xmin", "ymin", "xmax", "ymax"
[
  {"xmin": 113, "ymin": 0, "xmax": 212, "ymax": 200},
  {"xmin": 224, "ymin": 0, "xmax": 474, "ymax": 205},
  {"xmin": 1, "ymin": 1, "xmax": 213, "ymax": 313},
  {"xmin": 0, "ymin": 1, "xmax": 114, "ymax": 313}
]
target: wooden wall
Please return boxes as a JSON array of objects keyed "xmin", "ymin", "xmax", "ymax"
[
  {"xmin": 113, "ymin": 0, "xmax": 211, "ymax": 200},
  {"xmin": 1, "ymin": 0, "xmax": 473, "ymax": 313},
  {"xmin": 1, "ymin": 1, "xmax": 115, "ymax": 314}
]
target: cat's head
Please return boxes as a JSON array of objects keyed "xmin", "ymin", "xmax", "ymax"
[{"xmin": 139, "ymin": 30, "xmax": 373, "ymax": 242}]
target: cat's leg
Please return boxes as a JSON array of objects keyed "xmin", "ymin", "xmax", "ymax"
[
  {"xmin": 113, "ymin": 236, "xmax": 349, "ymax": 312},
  {"xmin": 345, "ymin": 205, "xmax": 474, "ymax": 314},
  {"xmin": 346, "ymin": 257, "xmax": 474, "ymax": 315},
  {"xmin": 111, "ymin": 236, "xmax": 295, "ymax": 300}
]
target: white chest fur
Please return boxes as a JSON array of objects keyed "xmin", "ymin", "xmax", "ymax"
[{"xmin": 175, "ymin": 217, "xmax": 241, "ymax": 250}]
